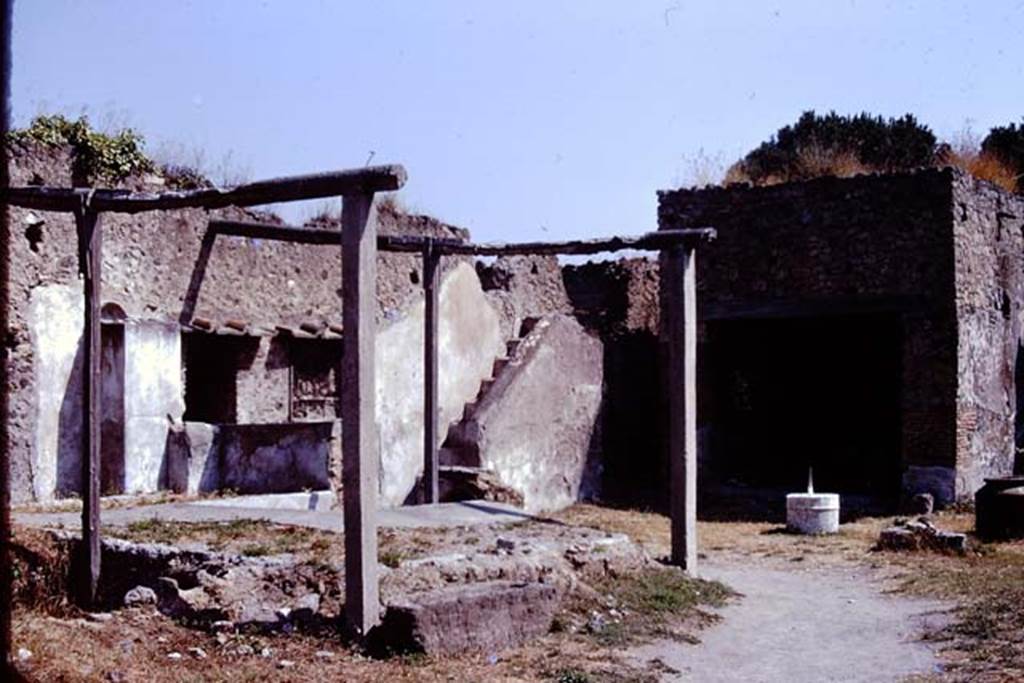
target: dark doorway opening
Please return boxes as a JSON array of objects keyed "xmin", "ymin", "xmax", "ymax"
[
  {"xmin": 100, "ymin": 323, "xmax": 125, "ymax": 494},
  {"xmin": 704, "ymin": 313, "xmax": 903, "ymax": 499}
]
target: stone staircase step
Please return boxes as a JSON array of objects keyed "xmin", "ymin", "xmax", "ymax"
[
  {"xmin": 519, "ymin": 316, "xmax": 542, "ymax": 336},
  {"xmin": 438, "ymin": 465, "xmax": 523, "ymax": 507},
  {"xmin": 438, "ymin": 444, "xmax": 478, "ymax": 468},
  {"xmin": 491, "ymin": 357, "xmax": 509, "ymax": 376}
]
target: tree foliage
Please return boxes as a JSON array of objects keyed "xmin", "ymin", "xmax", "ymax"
[
  {"xmin": 729, "ymin": 110, "xmax": 937, "ymax": 185},
  {"xmin": 981, "ymin": 120, "xmax": 1024, "ymax": 193}
]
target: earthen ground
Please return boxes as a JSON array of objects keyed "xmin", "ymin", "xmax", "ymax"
[{"xmin": 12, "ymin": 502, "xmax": 1024, "ymax": 681}]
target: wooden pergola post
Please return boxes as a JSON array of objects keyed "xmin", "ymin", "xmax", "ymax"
[
  {"xmin": 0, "ymin": 0, "xmax": 12, "ymax": 669},
  {"xmin": 340, "ymin": 191, "xmax": 381, "ymax": 635},
  {"xmin": 665, "ymin": 244, "xmax": 698, "ymax": 572},
  {"xmin": 422, "ymin": 240, "xmax": 441, "ymax": 504},
  {"xmin": 75, "ymin": 205, "xmax": 103, "ymax": 606}
]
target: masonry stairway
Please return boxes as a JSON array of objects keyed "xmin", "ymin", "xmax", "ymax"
[{"xmin": 428, "ymin": 316, "xmax": 546, "ymax": 505}]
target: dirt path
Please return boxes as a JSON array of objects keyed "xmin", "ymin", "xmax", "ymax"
[{"xmin": 631, "ymin": 560, "xmax": 950, "ymax": 683}]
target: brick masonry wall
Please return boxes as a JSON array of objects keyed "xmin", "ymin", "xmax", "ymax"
[{"xmin": 658, "ymin": 170, "xmax": 961, "ymax": 499}]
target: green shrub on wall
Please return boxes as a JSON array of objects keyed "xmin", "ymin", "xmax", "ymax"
[{"xmin": 8, "ymin": 114, "xmax": 154, "ymax": 184}]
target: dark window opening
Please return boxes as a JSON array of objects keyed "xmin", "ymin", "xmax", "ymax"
[
  {"xmin": 290, "ymin": 339, "xmax": 343, "ymax": 422},
  {"xmin": 183, "ymin": 333, "xmax": 256, "ymax": 423}
]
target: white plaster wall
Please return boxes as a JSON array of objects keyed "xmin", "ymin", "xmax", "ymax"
[
  {"xmin": 124, "ymin": 322, "xmax": 185, "ymax": 493},
  {"xmin": 376, "ymin": 262, "xmax": 504, "ymax": 506},
  {"xmin": 28, "ymin": 283, "xmax": 83, "ymax": 501}
]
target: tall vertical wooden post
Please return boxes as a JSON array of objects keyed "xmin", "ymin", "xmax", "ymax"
[
  {"xmin": 75, "ymin": 206, "xmax": 103, "ymax": 605},
  {"xmin": 666, "ymin": 244, "xmax": 697, "ymax": 571},
  {"xmin": 340, "ymin": 192, "xmax": 380, "ymax": 635},
  {"xmin": 0, "ymin": 0, "xmax": 13, "ymax": 669},
  {"xmin": 422, "ymin": 240, "xmax": 440, "ymax": 505}
]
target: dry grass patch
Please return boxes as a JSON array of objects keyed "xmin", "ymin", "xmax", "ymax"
[
  {"xmin": 11, "ymin": 605, "xmax": 687, "ymax": 683},
  {"xmin": 889, "ymin": 540, "xmax": 1024, "ymax": 680}
]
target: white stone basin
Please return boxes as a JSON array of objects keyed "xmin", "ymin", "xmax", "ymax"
[{"xmin": 786, "ymin": 492, "xmax": 840, "ymax": 534}]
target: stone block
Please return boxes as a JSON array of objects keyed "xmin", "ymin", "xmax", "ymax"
[
  {"xmin": 372, "ymin": 580, "xmax": 560, "ymax": 655},
  {"xmin": 877, "ymin": 519, "xmax": 967, "ymax": 554},
  {"xmin": 164, "ymin": 421, "xmax": 220, "ymax": 495}
]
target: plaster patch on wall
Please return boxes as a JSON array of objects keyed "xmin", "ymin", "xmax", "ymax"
[
  {"xmin": 124, "ymin": 322, "xmax": 184, "ymax": 493},
  {"xmin": 29, "ymin": 282, "xmax": 83, "ymax": 500},
  {"xmin": 376, "ymin": 261, "xmax": 504, "ymax": 506}
]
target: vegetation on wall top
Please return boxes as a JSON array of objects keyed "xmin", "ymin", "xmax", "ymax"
[
  {"xmin": 981, "ymin": 120, "xmax": 1024, "ymax": 193},
  {"xmin": 6, "ymin": 114, "xmax": 227, "ymax": 190},
  {"xmin": 720, "ymin": 110, "xmax": 1022, "ymax": 194},
  {"xmin": 7, "ymin": 114, "xmax": 154, "ymax": 185},
  {"xmin": 725, "ymin": 111, "xmax": 937, "ymax": 186}
]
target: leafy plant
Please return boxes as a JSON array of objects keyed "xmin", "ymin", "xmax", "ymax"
[{"xmin": 9, "ymin": 114, "xmax": 154, "ymax": 184}]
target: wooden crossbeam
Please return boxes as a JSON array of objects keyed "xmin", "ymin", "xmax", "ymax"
[
  {"xmin": 2, "ymin": 166, "xmax": 406, "ymax": 213},
  {"xmin": 209, "ymin": 219, "xmax": 716, "ymax": 254},
  {"xmin": 381, "ymin": 229, "xmax": 716, "ymax": 256}
]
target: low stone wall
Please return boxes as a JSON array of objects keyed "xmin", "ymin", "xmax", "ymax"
[{"xmin": 165, "ymin": 421, "xmax": 337, "ymax": 495}]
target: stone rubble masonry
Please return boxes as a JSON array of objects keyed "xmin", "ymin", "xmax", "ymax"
[
  {"xmin": 951, "ymin": 172, "xmax": 1024, "ymax": 499},
  {"xmin": 477, "ymin": 255, "xmax": 573, "ymax": 340},
  {"xmin": 563, "ymin": 258, "xmax": 665, "ymax": 508}
]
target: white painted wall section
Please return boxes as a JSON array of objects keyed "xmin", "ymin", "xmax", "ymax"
[{"xmin": 124, "ymin": 322, "xmax": 185, "ymax": 493}]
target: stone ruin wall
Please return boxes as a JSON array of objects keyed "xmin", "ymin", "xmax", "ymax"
[
  {"xmin": 658, "ymin": 170, "xmax": 960, "ymax": 501},
  {"xmin": 477, "ymin": 254, "xmax": 665, "ymax": 508},
  {"xmin": 502, "ymin": 169, "xmax": 1024, "ymax": 506},
  {"xmin": 4, "ymin": 143, "xmax": 472, "ymax": 502},
  {"xmin": 13, "ymin": 141, "xmax": 1019, "ymax": 507},
  {"xmin": 562, "ymin": 259, "xmax": 665, "ymax": 508},
  {"xmin": 951, "ymin": 172, "xmax": 1024, "ymax": 497},
  {"xmin": 657, "ymin": 168, "xmax": 1022, "ymax": 504}
]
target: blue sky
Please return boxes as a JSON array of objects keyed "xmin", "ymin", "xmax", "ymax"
[{"xmin": 11, "ymin": 1, "xmax": 1024, "ymax": 242}]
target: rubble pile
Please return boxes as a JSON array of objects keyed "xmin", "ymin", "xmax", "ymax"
[{"xmin": 876, "ymin": 517, "xmax": 968, "ymax": 554}]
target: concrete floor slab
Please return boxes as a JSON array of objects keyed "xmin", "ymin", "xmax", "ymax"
[{"xmin": 13, "ymin": 494, "xmax": 536, "ymax": 533}]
